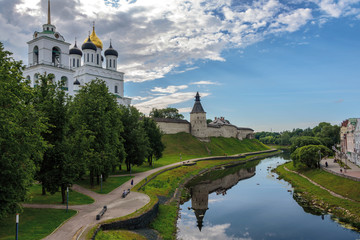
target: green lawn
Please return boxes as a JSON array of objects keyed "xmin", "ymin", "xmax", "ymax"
[
  {"xmin": 24, "ymin": 184, "xmax": 94, "ymax": 205},
  {"xmin": 95, "ymin": 230, "xmax": 146, "ymax": 240},
  {"xmin": 150, "ymin": 203, "xmax": 178, "ymax": 240},
  {"xmin": 0, "ymin": 208, "xmax": 76, "ymax": 240},
  {"xmin": 76, "ymin": 176, "xmax": 133, "ymax": 194}
]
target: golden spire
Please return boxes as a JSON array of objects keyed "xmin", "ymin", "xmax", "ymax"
[
  {"xmin": 47, "ymin": 0, "xmax": 51, "ymax": 25},
  {"xmin": 83, "ymin": 21, "xmax": 103, "ymax": 50}
]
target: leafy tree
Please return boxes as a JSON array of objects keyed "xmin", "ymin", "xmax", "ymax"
[
  {"xmin": 69, "ymin": 79, "xmax": 123, "ymax": 186},
  {"xmin": 207, "ymin": 119, "xmax": 212, "ymax": 124},
  {"xmin": 149, "ymin": 107, "xmax": 184, "ymax": 119},
  {"xmin": 33, "ymin": 74, "xmax": 78, "ymax": 203},
  {"xmin": 143, "ymin": 117, "xmax": 165, "ymax": 166},
  {"xmin": 0, "ymin": 43, "xmax": 47, "ymax": 217},
  {"xmin": 119, "ymin": 106, "xmax": 149, "ymax": 171},
  {"xmin": 290, "ymin": 136, "xmax": 323, "ymax": 152},
  {"xmin": 291, "ymin": 145, "xmax": 332, "ymax": 168},
  {"xmin": 312, "ymin": 122, "xmax": 340, "ymax": 148}
]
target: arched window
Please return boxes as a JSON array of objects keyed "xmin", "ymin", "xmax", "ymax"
[
  {"xmin": 97, "ymin": 54, "xmax": 99, "ymax": 65},
  {"xmin": 87, "ymin": 53, "xmax": 89, "ymax": 62},
  {"xmin": 106, "ymin": 59, "xmax": 108, "ymax": 68},
  {"xmin": 52, "ymin": 47, "xmax": 61, "ymax": 66},
  {"xmin": 61, "ymin": 76, "xmax": 68, "ymax": 90},
  {"xmin": 77, "ymin": 59, "xmax": 80, "ymax": 67},
  {"xmin": 110, "ymin": 59, "xmax": 112, "ymax": 68},
  {"xmin": 91, "ymin": 54, "xmax": 93, "ymax": 62},
  {"xmin": 113, "ymin": 60, "xmax": 116, "ymax": 69},
  {"xmin": 115, "ymin": 85, "xmax": 118, "ymax": 93},
  {"xmin": 73, "ymin": 58, "xmax": 75, "ymax": 67},
  {"xmin": 33, "ymin": 46, "xmax": 39, "ymax": 65}
]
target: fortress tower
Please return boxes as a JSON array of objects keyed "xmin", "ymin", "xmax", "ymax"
[{"xmin": 190, "ymin": 92, "xmax": 207, "ymax": 139}]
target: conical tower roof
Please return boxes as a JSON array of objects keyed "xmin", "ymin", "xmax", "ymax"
[{"xmin": 191, "ymin": 92, "xmax": 205, "ymax": 114}]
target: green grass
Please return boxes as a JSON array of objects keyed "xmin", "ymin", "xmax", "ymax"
[
  {"xmin": 150, "ymin": 203, "xmax": 178, "ymax": 240},
  {"xmin": 0, "ymin": 208, "xmax": 76, "ymax": 240},
  {"xmin": 114, "ymin": 133, "xmax": 270, "ymax": 174},
  {"xmin": 76, "ymin": 176, "xmax": 133, "ymax": 194},
  {"xmin": 276, "ymin": 162, "xmax": 360, "ymax": 228},
  {"xmin": 24, "ymin": 184, "xmax": 94, "ymax": 205},
  {"xmin": 95, "ymin": 230, "xmax": 146, "ymax": 240},
  {"xmin": 286, "ymin": 163, "xmax": 360, "ymax": 202}
]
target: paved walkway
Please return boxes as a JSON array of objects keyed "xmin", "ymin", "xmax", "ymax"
[
  {"xmin": 23, "ymin": 149, "xmax": 277, "ymax": 239},
  {"xmin": 320, "ymin": 158, "xmax": 360, "ymax": 181}
]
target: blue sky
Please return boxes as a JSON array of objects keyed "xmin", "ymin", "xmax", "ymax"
[{"xmin": 1, "ymin": 0, "xmax": 360, "ymax": 131}]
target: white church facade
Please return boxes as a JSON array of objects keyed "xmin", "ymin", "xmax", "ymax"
[{"xmin": 23, "ymin": 0, "xmax": 131, "ymax": 106}]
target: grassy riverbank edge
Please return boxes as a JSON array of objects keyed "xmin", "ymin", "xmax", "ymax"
[
  {"xmin": 88, "ymin": 150, "xmax": 281, "ymax": 240},
  {"xmin": 275, "ymin": 162, "xmax": 360, "ymax": 231}
]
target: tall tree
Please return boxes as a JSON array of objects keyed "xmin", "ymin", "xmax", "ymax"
[
  {"xmin": 143, "ymin": 117, "xmax": 165, "ymax": 166},
  {"xmin": 119, "ymin": 106, "xmax": 149, "ymax": 171},
  {"xmin": 33, "ymin": 74, "xmax": 79, "ymax": 203},
  {"xmin": 291, "ymin": 145, "xmax": 332, "ymax": 168},
  {"xmin": 149, "ymin": 107, "xmax": 184, "ymax": 119},
  {"xmin": 69, "ymin": 79, "xmax": 123, "ymax": 187},
  {"xmin": 0, "ymin": 42, "xmax": 47, "ymax": 217}
]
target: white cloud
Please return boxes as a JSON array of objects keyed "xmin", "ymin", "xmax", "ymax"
[
  {"xmin": 2, "ymin": 0, "xmax": 360, "ymax": 83},
  {"xmin": 178, "ymin": 107, "xmax": 193, "ymax": 113},
  {"xmin": 134, "ymin": 92, "xmax": 210, "ymax": 115},
  {"xmin": 151, "ymin": 85, "xmax": 188, "ymax": 94},
  {"xmin": 191, "ymin": 81, "xmax": 220, "ymax": 85}
]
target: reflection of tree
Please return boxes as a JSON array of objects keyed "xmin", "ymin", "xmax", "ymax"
[{"xmin": 187, "ymin": 164, "xmax": 256, "ymax": 231}]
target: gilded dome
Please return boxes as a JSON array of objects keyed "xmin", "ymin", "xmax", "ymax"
[{"xmin": 84, "ymin": 25, "xmax": 103, "ymax": 50}]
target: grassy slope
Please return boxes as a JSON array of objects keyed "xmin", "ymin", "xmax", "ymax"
[{"xmin": 276, "ymin": 162, "xmax": 360, "ymax": 228}]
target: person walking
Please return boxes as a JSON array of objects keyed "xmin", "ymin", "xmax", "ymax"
[{"xmin": 131, "ymin": 179, "xmax": 134, "ymax": 186}]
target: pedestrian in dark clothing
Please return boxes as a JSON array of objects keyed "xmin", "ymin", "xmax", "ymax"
[
  {"xmin": 131, "ymin": 179, "xmax": 133, "ymax": 186},
  {"xmin": 325, "ymin": 161, "xmax": 328, "ymax": 167}
]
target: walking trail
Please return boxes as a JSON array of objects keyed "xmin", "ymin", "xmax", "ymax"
[{"xmin": 24, "ymin": 151, "xmax": 273, "ymax": 240}]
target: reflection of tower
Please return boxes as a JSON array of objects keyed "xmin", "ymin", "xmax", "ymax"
[{"xmin": 191, "ymin": 185, "xmax": 209, "ymax": 231}]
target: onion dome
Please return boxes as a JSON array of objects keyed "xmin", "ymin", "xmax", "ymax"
[
  {"xmin": 104, "ymin": 42, "xmax": 118, "ymax": 57},
  {"xmin": 83, "ymin": 24, "xmax": 103, "ymax": 50},
  {"xmin": 82, "ymin": 37, "xmax": 97, "ymax": 51},
  {"xmin": 69, "ymin": 42, "xmax": 82, "ymax": 56}
]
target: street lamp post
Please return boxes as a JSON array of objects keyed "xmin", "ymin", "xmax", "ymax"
[
  {"xmin": 100, "ymin": 174, "xmax": 103, "ymax": 193},
  {"xmin": 66, "ymin": 187, "xmax": 69, "ymax": 213},
  {"xmin": 15, "ymin": 213, "xmax": 19, "ymax": 240}
]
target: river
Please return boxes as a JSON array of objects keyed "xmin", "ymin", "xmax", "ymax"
[{"xmin": 176, "ymin": 154, "xmax": 360, "ymax": 240}]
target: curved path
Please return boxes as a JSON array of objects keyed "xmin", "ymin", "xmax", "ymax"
[{"xmin": 23, "ymin": 150, "xmax": 276, "ymax": 240}]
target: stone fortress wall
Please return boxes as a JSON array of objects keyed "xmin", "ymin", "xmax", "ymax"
[{"xmin": 155, "ymin": 93, "xmax": 254, "ymax": 141}]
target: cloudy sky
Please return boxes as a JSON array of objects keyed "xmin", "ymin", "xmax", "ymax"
[{"xmin": 1, "ymin": 0, "xmax": 360, "ymax": 131}]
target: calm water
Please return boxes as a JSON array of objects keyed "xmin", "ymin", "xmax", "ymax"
[{"xmin": 177, "ymin": 154, "xmax": 360, "ymax": 240}]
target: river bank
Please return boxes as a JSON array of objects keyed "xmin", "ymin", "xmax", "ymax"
[{"xmin": 275, "ymin": 161, "xmax": 360, "ymax": 231}]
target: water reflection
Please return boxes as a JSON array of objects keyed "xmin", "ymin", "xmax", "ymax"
[{"xmin": 185, "ymin": 163, "xmax": 256, "ymax": 232}]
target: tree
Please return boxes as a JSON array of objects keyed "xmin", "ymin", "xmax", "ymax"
[
  {"xmin": 119, "ymin": 106, "xmax": 149, "ymax": 171},
  {"xmin": 313, "ymin": 122, "xmax": 340, "ymax": 148},
  {"xmin": 69, "ymin": 79, "xmax": 123, "ymax": 187},
  {"xmin": 291, "ymin": 145, "xmax": 332, "ymax": 168},
  {"xmin": 0, "ymin": 42, "xmax": 47, "ymax": 217},
  {"xmin": 290, "ymin": 136, "xmax": 323, "ymax": 153},
  {"xmin": 33, "ymin": 74, "xmax": 78, "ymax": 203},
  {"xmin": 143, "ymin": 117, "xmax": 165, "ymax": 166},
  {"xmin": 149, "ymin": 107, "xmax": 184, "ymax": 119}
]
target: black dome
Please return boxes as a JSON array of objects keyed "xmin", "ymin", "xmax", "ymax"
[
  {"xmin": 82, "ymin": 37, "xmax": 97, "ymax": 51},
  {"xmin": 73, "ymin": 79, "xmax": 80, "ymax": 85},
  {"xmin": 104, "ymin": 43, "xmax": 118, "ymax": 57},
  {"xmin": 69, "ymin": 43, "xmax": 82, "ymax": 56}
]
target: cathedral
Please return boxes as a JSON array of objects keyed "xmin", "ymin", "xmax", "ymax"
[{"xmin": 23, "ymin": 0, "xmax": 131, "ymax": 106}]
